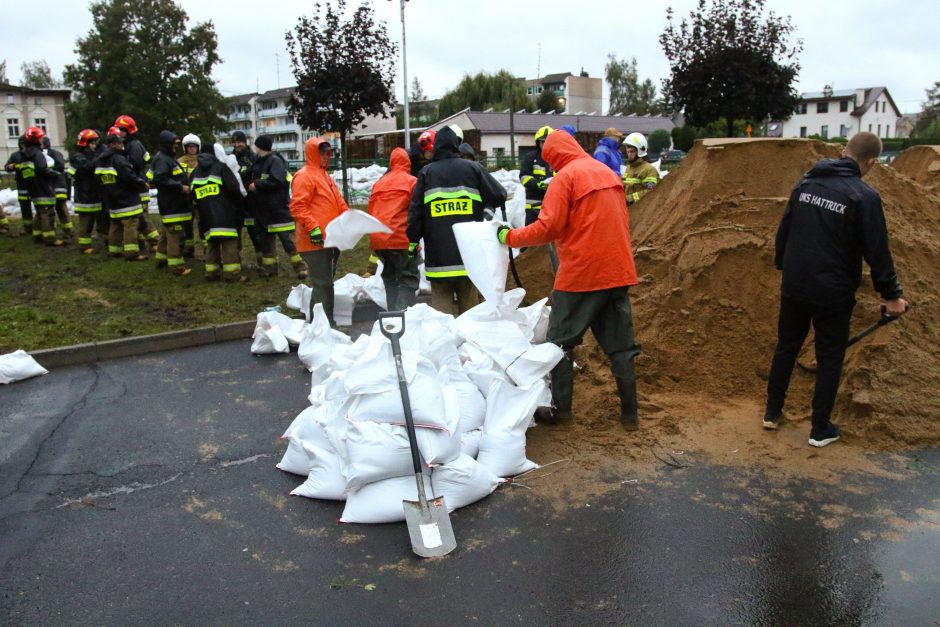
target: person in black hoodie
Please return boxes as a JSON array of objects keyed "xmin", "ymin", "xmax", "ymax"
[
  {"xmin": 190, "ymin": 143, "xmax": 247, "ymax": 282},
  {"xmin": 519, "ymin": 126, "xmax": 554, "ymax": 225},
  {"xmin": 21, "ymin": 127, "xmax": 62, "ymax": 246},
  {"xmin": 151, "ymin": 130, "xmax": 193, "ymax": 275},
  {"xmin": 95, "ymin": 127, "xmax": 148, "ymax": 260},
  {"xmin": 42, "ymin": 136, "xmax": 74, "ymax": 242},
  {"xmin": 114, "ymin": 114, "xmax": 160, "ymax": 252},
  {"xmin": 763, "ymin": 132, "xmax": 908, "ymax": 448},
  {"xmin": 70, "ymin": 129, "xmax": 104, "ymax": 253},
  {"xmin": 3, "ymin": 136, "xmax": 32, "ymax": 238},
  {"xmin": 231, "ymin": 130, "xmax": 264, "ymax": 266},
  {"xmin": 406, "ymin": 125, "xmax": 507, "ymax": 314}
]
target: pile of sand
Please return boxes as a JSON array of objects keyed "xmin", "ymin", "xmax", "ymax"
[
  {"xmin": 516, "ymin": 138, "xmax": 940, "ymax": 453},
  {"xmin": 891, "ymin": 145, "xmax": 940, "ymax": 190}
]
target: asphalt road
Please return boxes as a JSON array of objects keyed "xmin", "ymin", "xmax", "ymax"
[{"xmin": 1, "ymin": 340, "xmax": 938, "ymax": 625}]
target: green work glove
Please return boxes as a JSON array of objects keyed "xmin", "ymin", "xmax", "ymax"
[
  {"xmin": 310, "ymin": 226, "xmax": 323, "ymax": 247},
  {"xmin": 407, "ymin": 242, "xmax": 420, "ymax": 258},
  {"xmin": 537, "ymin": 176, "xmax": 553, "ymax": 190},
  {"xmin": 497, "ymin": 225, "xmax": 511, "ymax": 245}
]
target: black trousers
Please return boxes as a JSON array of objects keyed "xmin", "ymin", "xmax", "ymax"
[
  {"xmin": 766, "ymin": 295, "xmax": 854, "ymax": 430},
  {"xmin": 301, "ymin": 248, "xmax": 341, "ymax": 327},
  {"xmin": 376, "ymin": 249, "xmax": 419, "ymax": 311}
]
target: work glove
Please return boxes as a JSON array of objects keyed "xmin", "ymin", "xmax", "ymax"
[
  {"xmin": 497, "ymin": 225, "xmax": 511, "ymax": 245},
  {"xmin": 537, "ymin": 177, "xmax": 553, "ymax": 190},
  {"xmin": 310, "ymin": 226, "xmax": 323, "ymax": 247},
  {"xmin": 407, "ymin": 242, "xmax": 420, "ymax": 259}
]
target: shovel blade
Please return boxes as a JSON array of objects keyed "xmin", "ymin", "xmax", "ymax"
[{"xmin": 403, "ymin": 496, "xmax": 456, "ymax": 558}]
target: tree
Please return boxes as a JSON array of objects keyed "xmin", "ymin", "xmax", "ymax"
[
  {"xmin": 648, "ymin": 129, "xmax": 671, "ymax": 154},
  {"xmin": 438, "ymin": 70, "xmax": 534, "ymax": 118},
  {"xmin": 21, "ymin": 61, "xmax": 61, "ymax": 88},
  {"xmin": 0, "ymin": 61, "xmax": 7, "ymax": 84},
  {"xmin": 286, "ymin": 0, "xmax": 397, "ymax": 201},
  {"xmin": 536, "ymin": 88, "xmax": 564, "ymax": 113},
  {"xmin": 606, "ymin": 55, "xmax": 664, "ymax": 116},
  {"xmin": 408, "ymin": 76, "xmax": 436, "ymax": 127},
  {"xmin": 913, "ymin": 81, "xmax": 940, "ymax": 137},
  {"xmin": 64, "ymin": 0, "xmax": 228, "ymax": 149},
  {"xmin": 660, "ymin": 0, "xmax": 802, "ymax": 137}
]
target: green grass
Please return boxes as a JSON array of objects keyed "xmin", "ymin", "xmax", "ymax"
[{"xmin": 0, "ymin": 217, "xmax": 373, "ymax": 352}]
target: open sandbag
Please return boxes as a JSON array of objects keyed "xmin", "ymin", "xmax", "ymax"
[
  {"xmin": 452, "ymin": 220, "xmax": 508, "ymax": 303},
  {"xmin": 432, "ymin": 453, "xmax": 502, "ymax": 511},
  {"xmin": 324, "ymin": 209, "xmax": 392, "ymax": 250},
  {"xmin": 477, "ymin": 379, "xmax": 543, "ymax": 477}
]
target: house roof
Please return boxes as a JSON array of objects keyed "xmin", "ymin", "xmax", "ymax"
[
  {"xmin": 430, "ymin": 108, "xmax": 675, "ymax": 136},
  {"xmin": 798, "ymin": 86, "xmax": 901, "ymax": 118},
  {"xmin": 227, "ymin": 92, "xmax": 258, "ymax": 105},
  {"xmin": 852, "ymin": 87, "xmax": 900, "ymax": 117},
  {"xmin": 0, "ymin": 82, "xmax": 71, "ymax": 95},
  {"xmin": 800, "ymin": 88, "xmax": 857, "ymax": 101},
  {"xmin": 258, "ymin": 86, "xmax": 296, "ymax": 101}
]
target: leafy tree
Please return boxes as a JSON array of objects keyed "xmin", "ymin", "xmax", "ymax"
[
  {"xmin": 0, "ymin": 61, "xmax": 8, "ymax": 84},
  {"xmin": 21, "ymin": 60, "xmax": 61, "ymax": 88},
  {"xmin": 648, "ymin": 129, "xmax": 671, "ymax": 154},
  {"xmin": 408, "ymin": 76, "xmax": 436, "ymax": 127},
  {"xmin": 671, "ymin": 125, "xmax": 698, "ymax": 152},
  {"xmin": 536, "ymin": 88, "xmax": 564, "ymax": 113},
  {"xmin": 660, "ymin": 0, "xmax": 802, "ymax": 137},
  {"xmin": 606, "ymin": 55, "xmax": 664, "ymax": 116},
  {"xmin": 913, "ymin": 81, "xmax": 940, "ymax": 137},
  {"xmin": 438, "ymin": 70, "xmax": 534, "ymax": 118},
  {"xmin": 286, "ymin": 0, "xmax": 397, "ymax": 200},
  {"xmin": 64, "ymin": 0, "xmax": 228, "ymax": 149}
]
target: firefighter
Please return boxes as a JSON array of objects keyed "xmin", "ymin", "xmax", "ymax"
[
  {"xmin": 231, "ymin": 130, "xmax": 263, "ymax": 268},
  {"xmin": 621, "ymin": 132, "xmax": 660, "ymax": 206},
  {"xmin": 42, "ymin": 136, "xmax": 74, "ymax": 241},
  {"xmin": 190, "ymin": 143, "xmax": 247, "ymax": 282},
  {"xmin": 248, "ymin": 135, "xmax": 306, "ymax": 279},
  {"xmin": 114, "ymin": 114, "xmax": 160, "ymax": 252},
  {"xmin": 3, "ymin": 136, "xmax": 32, "ymax": 238},
  {"xmin": 151, "ymin": 130, "xmax": 193, "ymax": 276},
  {"xmin": 406, "ymin": 125, "xmax": 507, "ymax": 315},
  {"xmin": 409, "ymin": 129, "xmax": 436, "ymax": 176},
  {"xmin": 70, "ymin": 129, "xmax": 104, "ymax": 253},
  {"xmin": 95, "ymin": 126, "xmax": 148, "ymax": 261},
  {"xmin": 520, "ymin": 126, "xmax": 554, "ymax": 226},
  {"xmin": 496, "ymin": 130, "xmax": 642, "ymax": 430},
  {"xmin": 178, "ymin": 134, "xmax": 201, "ymax": 259},
  {"xmin": 21, "ymin": 127, "xmax": 62, "ymax": 246}
]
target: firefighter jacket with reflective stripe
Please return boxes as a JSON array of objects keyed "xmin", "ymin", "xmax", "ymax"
[
  {"xmin": 406, "ymin": 126, "xmax": 507, "ymax": 279},
  {"xmin": 46, "ymin": 147, "xmax": 69, "ymax": 196},
  {"xmin": 190, "ymin": 152, "xmax": 243, "ymax": 240},
  {"xmin": 622, "ymin": 159, "xmax": 660, "ymax": 205},
  {"xmin": 506, "ymin": 130, "xmax": 638, "ymax": 292},
  {"xmin": 776, "ymin": 157, "xmax": 902, "ymax": 306},
  {"xmin": 5, "ymin": 150, "xmax": 28, "ymax": 193},
  {"xmin": 69, "ymin": 149, "xmax": 102, "ymax": 211},
  {"xmin": 290, "ymin": 137, "xmax": 348, "ymax": 253},
  {"xmin": 234, "ymin": 148, "xmax": 257, "ymax": 185},
  {"xmin": 22, "ymin": 145, "xmax": 57, "ymax": 207},
  {"xmin": 249, "ymin": 151, "xmax": 293, "ymax": 231},
  {"xmin": 368, "ymin": 147, "xmax": 414, "ymax": 250},
  {"xmin": 519, "ymin": 146, "xmax": 553, "ymax": 209},
  {"xmin": 123, "ymin": 136, "xmax": 151, "ymax": 176},
  {"xmin": 178, "ymin": 154, "xmax": 198, "ymax": 177},
  {"xmin": 94, "ymin": 148, "xmax": 146, "ymax": 218},
  {"xmin": 151, "ymin": 149, "xmax": 192, "ymax": 222}
]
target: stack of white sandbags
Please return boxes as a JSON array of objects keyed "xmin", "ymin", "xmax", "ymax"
[{"xmin": 278, "ymin": 289, "xmax": 559, "ymax": 523}]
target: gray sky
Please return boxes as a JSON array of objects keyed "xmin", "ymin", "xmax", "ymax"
[{"xmin": 4, "ymin": 0, "xmax": 935, "ymax": 114}]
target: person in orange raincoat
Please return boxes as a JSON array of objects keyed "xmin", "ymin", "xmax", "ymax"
[
  {"xmin": 368, "ymin": 147, "xmax": 420, "ymax": 311},
  {"xmin": 289, "ymin": 137, "xmax": 348, "ymax": 326},
  {"xmin": 496, "ymin": 130, "xmax": 642, "ymax": 430}
]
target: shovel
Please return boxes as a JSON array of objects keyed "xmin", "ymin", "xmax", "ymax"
[
  {"xmin": 378, "ymin": 311, "xmax": 457, "ymax": 558},
  {"xmin": 797, "ymin": 305, "xmax": 906, "ymax": 373}
]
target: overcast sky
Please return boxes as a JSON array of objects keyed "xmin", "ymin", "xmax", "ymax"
[{"xmin": 3, "ymin": 0, "xmax": 935, "ymax": 114}]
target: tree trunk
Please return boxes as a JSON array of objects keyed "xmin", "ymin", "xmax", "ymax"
[
  {"xmin": 340, "ymin": 129, "xmax": 349, "ymax": 203},
  {"xmin": 726, "ymin": 117, "xmax": 735, "ymax": 138}
]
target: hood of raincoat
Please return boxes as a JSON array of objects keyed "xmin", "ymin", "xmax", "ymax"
[
  {"xmin": 304, "ymin": 136, "xmax": 332, "ymax": 169},
  {"xmin": 158, "ymin": 130, "xmax": 177, "ymax": 154},
  {"xmin": 543, "ymin": 128, "xmax": 621, "ymax": 200},
  {"xmin": 431, "ymin": 125, "xmax": 460, "ymax": 161}
]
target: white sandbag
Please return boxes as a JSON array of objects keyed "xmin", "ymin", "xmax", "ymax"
[
  {"xmin": 452, "ymin": 220, "xmax": 508, "ymax": 303},
  {"xmin": 298, "ymin": 303, "xmax": 351, "ymax": 375},
  {"xmin": 286, "ymin": 284, "xmax": 313, "ymax": 321},
  {"xmin": 505, "ymin": 342, "xmax": 564, "ymax": 387},
  {"xmin": 477, "ymin": 379, "xmax": 543, "ymax": 477},
  {"xmin": 255, "ymin": 310, "xmax": 306, "ymax": 345},
  {"xmin": 343, "ymin": 334, "xmax": 422, "ymax": 395},
  {"xmin": 0, "ymin": 188, "xmax": 19, "ymax": 208},
  {"xmin": 432, "ymin": 454, "xmax": 502, "ymax": 511},
  {"xmin": 360, "ymin": 272, "xmax": 387, "ymax": 310},
  {"xmin": 476, "ymin": 433, "xmax": 538, "ymax": 477},
  {"xmin": 518, "ymin": 297, "xmax": 551, "ymax": 343},
  {"xmin": 450, "ymin": 379, "xmax": 486, "ymax": 433},
  {"xmin": 290, "ymin": 441, "xmax": 347, "ymax": 501},
  {"xmin": 0, "ymin": 350, "xmax": 48, "ymax": 385},
  {"xmin": 250, "ymin": 323, "xmax": 289, "ymax": 354},
  {"xmin": 458, "ymin": 342, "xmax": 505, "ymax": 398},
  {"xmin": 459, "ymin": 319, "xmax": 531, "ymax": 371},
  {"xmin": 332, "ymin": 275, "xmax": 360, "ymax": 327},
  {"xmin": 324, "ymin": 209, "xmax": 392, "ymax": 251},
  {"xmin": 460, "ymin": 429, "xmax": 482, "ymax": 459},
  {"xmin": 347, "ymin": 370, "xmax": 451, "ymax": 431},
  {"xmin": 277, "ymin": 405, "xmax": 332, "ymax": 475},
  {"xmin": 344, "ymin": 421, "xmax": 461, "ymax": 491},
  {"xmin": 340, "ymin": 474, "xmax": 435, "ymax": 524}
]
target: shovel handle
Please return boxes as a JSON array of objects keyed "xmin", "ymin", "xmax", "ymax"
[{"xmin": 378, "ymin": 311, "xmax": 424, "ymax": 476}]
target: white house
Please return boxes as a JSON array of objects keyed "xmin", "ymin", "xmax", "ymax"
[
  {"xmin": 2, "ymin": 83, "xmax": 71, "ymax": 163},
  {"xmin": 772, "ymin": 85, "xmax": 901, "ymax": 140}
]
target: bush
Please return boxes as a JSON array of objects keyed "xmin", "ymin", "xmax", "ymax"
[
  {"xmin": 648, "ymin": 129, "xmax": 671, "ymax": 153},
  {"xmin": 671, "ymin": 125, "xmax": 697, "ymax": 152}
]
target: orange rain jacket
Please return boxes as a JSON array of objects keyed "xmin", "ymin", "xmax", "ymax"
[
  {"xmin": 506, "ymin": 130, "xmax": 638, "ymax": 292},
  {"xmin": 289, "ymin": 137, "xmax": 348, "ymax": 253},
  {"xmin": 368, "ymin": 147, "xmax": 415, "ymax": 250}
]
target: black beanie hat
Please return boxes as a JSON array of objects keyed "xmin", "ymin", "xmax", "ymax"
[
  {"xmin": 254, "ymin": 135, "xmax": 273, "ymax": 151},
  {"xmin": 232, "ymin": 130, "xmax": 247, "ymax": 142}
]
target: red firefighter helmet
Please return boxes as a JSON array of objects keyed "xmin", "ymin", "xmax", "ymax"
[
  {"xmin": 106, "ymin": 126, "xmax": 124, "ymax": 143},
  {"xmin": 77, "ymin": 129, "xmax": 100, "ymax": 147},
  {"xmin": 417, "ymin": 130, "xmax": 436, "ymax": 152},
  {"xmin": 113, "ymin": 114, "xmax": 138, "ymax": 134},
  {"xmin": 24, "ymin": 126, "xmax": 46, "ymax": 143}
]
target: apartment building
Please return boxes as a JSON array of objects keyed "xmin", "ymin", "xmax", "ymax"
[{"xmin": 524, "ymin": 71, "xmax": 603, "ymax": 115}]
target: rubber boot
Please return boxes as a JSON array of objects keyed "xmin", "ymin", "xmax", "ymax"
[
  {"xmin": 610, "ymin": 350, "xmax": 639, "ymax": 430},
  {"xmin": 535, "ymin": 349, "xmax": 574, "ymax": 425}
]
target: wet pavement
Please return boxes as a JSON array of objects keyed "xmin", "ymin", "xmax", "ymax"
[{"xmin": 1, "ymin": 340, "xmax": 938, "ymax": 625}]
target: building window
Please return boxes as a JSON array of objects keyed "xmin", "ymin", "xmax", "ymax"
[
  {"xmin": 34, "ymin": 118, "xmax": 47, "ymax": 133},
  {"xmin": 820, "ymin": 125, "xmax": 829, "ymax": 139},
  {"xmin": 34, "ymin": 97, "xmax": 42, "ymax": 105},
  {"xmin": 817, "ymin": 102, "xmax": 829, "ymax": 114},
  {"xmin": 794, "ymin": 102, "xmax": 807, "ymax": 115},
  {"xmin": 5, "ymin": 94, "xmax": 13, "ymax": 105},
  {"xmin": 886, "ymin": 125, "xmax": 890, "ymax": 138},
  {"xmin": 840, "ymin": 124, "xmax": 851, "ymax": 137},
  {"xmin": 868, "ymin": 124, "xmax": 872, "ymax": 132},
  {"xmin": 799, "ymin": 126, "xmax": 807, "ymax": 138},
  {"xmin": 840, "ymin": 100, "xmax": 849, "ymax": 112},
  {"xmin": 877, "ymin": 124, "xmax": 881, "ymax": 136},
  {"xmin": 7, "ymin": 118, "xmax": 20, "ymax": 138}
]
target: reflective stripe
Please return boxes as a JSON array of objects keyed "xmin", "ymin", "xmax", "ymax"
[
  {"xmin": 161, "ymin": 213, "xmax": 193, "ymax": 223},
  {"xmin": 61, "ymin": 222, "xmax": 74, "ymax": 231},
  {"xmin": 33, "ymin": 197, "xmax": 56, "ymax": 206},
  {"xmin": 243, "ymin": 218, "xmax": 255, "ymax": 226},
  {"xmin": 191, "ymin": 176, "xmax": 223, "ymax": 185},
  {"xmin": 18, "ymin": 193, "xmax": 29, "ymax": 200},
  {"xmin": 67, "ymin": 166, "xmax": 76, "ymax": 176},
  {"xmin": 146, "ymin": 171, "xmax": 154, "ymax": 180},
  {"xmin": 631, "ymin": 192, "xmax": 641, "ymax": 203},
  {"xmin": 108, "ymin": 245, "xmax": 122, "ymax": 253},
  {"xmin": 55, "ymin": 193, "xmax": 68, "ymax": 200},
  {"xmin": 425, "ymin": 268, "xmax": 469, "ymax": 278},
  {"xmin": 622, "ymin": 177, "xmax": 641, "ymax": 184},
  {"xmin": 171, "ymin": 167, "xmax": 183, "ymax": 176},
  {"xmin": 78, "ymin": 237, "xmax": 93, "ymax": 245},
  {"xmin": 146, "ymin": 230, "xmax": 159, "ymax": 239},
  {"xmin": 222, "ymin": 263, "xmax": 241, "ymax": 272},
  {"xmin": 155, "ymin": 252, "xmax": 168, "ymax": 260},
  {"xmin": 532, "ymin": 167, "xmax": 546, "ymax": 176},
  {"xmin": 73, "ymin": 202, "xmax": 102, "ymax": 212},
  {"xmin": 205, "ymin": 263, "xmax": 219, "ymax": 271},
  {"xmin": 140, "ymin": 194, "xmax": 150, "ymax": 202},
  {"xmin": 289, "ymin": 254, "xmax": 302, "ymax": 264},
  {"xmin": 206, "ymin": 227, "xmax": 238, "ymax": 238},
  {"xmin": 267, "ymin": 222, "xmax": 295, "ymax": 233},
  {"xmin": 123, "ymin": 243, "xmax": 139, "ymax": 252},
  {"xmin": 642, "ymin": 176, "xmax": 659, "ymax": 183},
  {"xmin": 167, "ymin": 257, "xmax": 184, "ymax": 266},
  {"xmin": 111, "ymin": 205, "xmax": 143, "ymax": 219},
  {"xmin": 525, "ymin": 203, "xmax": 542, "ymax": 210},
  {"xmin": 262, "ymin": 257, "xmax": 277, "ymax": 266},
  {"xmin": 520, "ymin": 175, "xmax": 534, "ymax": 185},
  {"xmin": 424, "ymin": 186, "xmax": 482, "ymax": 203}
]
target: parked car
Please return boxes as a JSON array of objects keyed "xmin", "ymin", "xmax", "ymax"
[
  {"xmin": 660, "ymin": 149, "xmax": 687, "ymax": 164},
  {"xmin": 645, "ymin": 151, "xmax": 662, "ymax": 163}
]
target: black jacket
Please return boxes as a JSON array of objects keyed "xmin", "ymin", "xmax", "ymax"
[
  {"xmin": 69, "ymin": 148, "xmax": 102, "ymax": 209},
  {"xmin": 123, "ymin": 135, "xmax": 150, "ymax": 176},
  {"xmin": 408, "ymin": 143, "xmax": 426, "ymax": 177},
  {"xmin": 406, "ymin": 126, "xmax": 507, "ymax": 279},
  {"xmin": 775, "ymin": 157, "xmax": 902, "ymax": 306},
  {"xmin": 4, "ymin": 148, "xmax": 29, "ymax": 193},
  {"xmin": 190, "ymin": 151, "xmax": 243, "ymax": 239},
  {"xmin": 21, "ymin": 144, "xmax": 57, "ymax": 206},
  {"xmin": 248, "ymin": 152, "xmax": 292, "ymax": 230},
  {"xmin": 95, "ymin": 147, "xmax": 147, "ymax": 218},
  {"xmin": 519, "ymin": 145, "xmax": 552, "ymax": 208},
  {"xmin": 233, "ymin": 146, "xmax": 257, "ymax": 185},
  {"xmin": 151, "ymin": 131, "xmax": 192, "ymax": 221}
]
